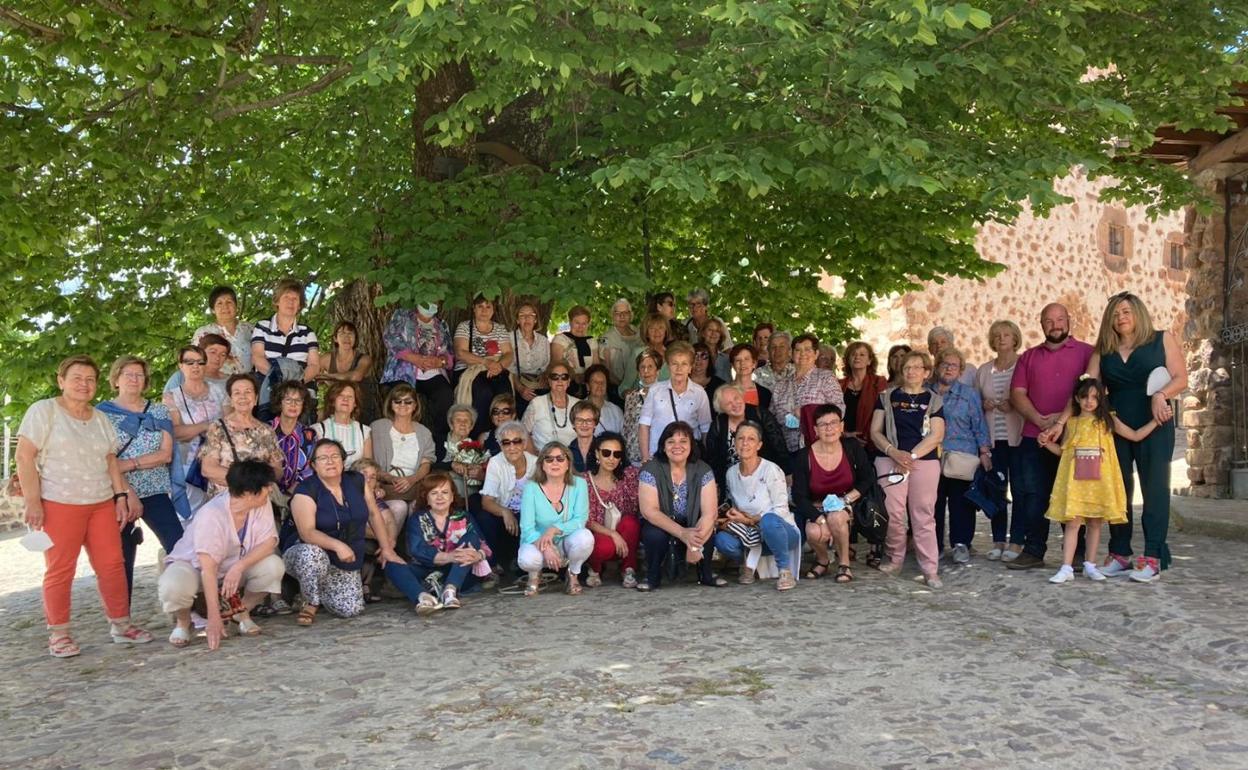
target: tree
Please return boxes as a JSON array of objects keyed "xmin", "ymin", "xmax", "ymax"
[{"xmin": 1, "ymin": 0, "xmax": 1244, "ymax": 416}]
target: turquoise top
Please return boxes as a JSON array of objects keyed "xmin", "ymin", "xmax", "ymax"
[{"xmin": 519, "ymin": 476, "xmax": 589, "ymax": 545}]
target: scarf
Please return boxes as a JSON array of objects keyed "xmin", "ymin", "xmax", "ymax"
[{"xmin": 97, "ymin": 400, "xmax": 174, "ymax": 439}]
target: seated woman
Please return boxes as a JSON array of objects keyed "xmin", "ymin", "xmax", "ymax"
[
  {"xmin": 712, "ymin": 421, "xmax": 800, "ymax": 590},
  {"xmin": 439, "ymin": 404, "xmax": 487, "ymax": 499},
  {"xmin": 522, "ymin": 361, "xmax": 581, "ymax": 451},
  {"xmin": 517, "ymin": 442, "xmax": 594, "ymax": 597},
  {"xmin": 385, "ymin": 472, "xmax": 492, "ymax": 613},
  {"xmin": 158, "ymin": 460, "xmax": 286, "ymax": 650},
  {"xmin": 282, "ymin": 439, "xmax": 404, "ymax": 625},
  {"xmin": 568, "ymin": 401, "xmax": 600, "ymax": 472},
  {"xmin": 584, "ymin": 432, "xmax": 641, "ymax": 588},
  {"xmin": 704, "ymin": 384, "xmax": 788, "ymax": 491},
  {"xmin": 317, "ymin": 321, "xmax": 379, "ymax": 424},
  {"xmin": 479, "ymin": 421, "xmax": 537, "ymax": 579},
  {"xmin": 268, "ymin": 380, "xmax": 318, "ymax": 508},
  {"xmin": 550, "ymin": 305, "xmax": 600, "ymax": 397},
  {"xmin": 795, "ymin": 404, "xmax": 877, "ymax": 583},
  {"xmin": 637, "ymin": 421, "xmax": 722, "ymax": 591},
  {"xmin": 313, "ymin": 381, "xmax": 373, "ymax": 468},
  {"xmin": 370, "ymin": 383, "xmax": 435, "ymax": 540},
  {"xmin": 199, "ymin": 374, "xmax": 284, "ymax": 499},
  {"xmin": 479, "ymin": 393, "xmax": 517, "ymax": 455}
]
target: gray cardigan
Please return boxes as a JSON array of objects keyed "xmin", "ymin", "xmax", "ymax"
[
  {"xmin": 641, "ymin": 457, "xmax": 715, "ymax": 526},
  {"xmin": 369, "ymin": 418, "xmax": 435, "ymax": 475}
]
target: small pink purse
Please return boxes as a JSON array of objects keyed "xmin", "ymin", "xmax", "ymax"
[{"xmin": 1073, "ymin": 447, "xmax": 1102, "ymax": 481}]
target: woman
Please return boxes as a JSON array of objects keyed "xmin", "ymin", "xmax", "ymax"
[
  {"xmin": 370, "ymin": 383, "xmax": 436, "ymax": 540},
  {"xmin": 313, "ymin": 381, "xmax": 373, "ymax": 468},
  {"xmin": 522, "ymin": 361, "xmax": 581, "ymax": 451},
  {"xmin": 158, "ymin": 460, "xmax": 285, "ymax": 649},
  {"xmin": 932, "ymin": 348, "xmax": 992, "ymax": 564},
  {"xmin": 199, "ymin": 375, "xmax": 284, "ymax": 500},
  {"xmin": 384, "ymin": 472, "xmax": 491, "ymax": 612},
  {"xmin": 727, "ymin": 344, "xmax": 771, "ymax": 410},
  {"xmin": 518, "ymin": 442, "xmax": 594, "ymax": 596},
  {"xmin": 1081, "ymin": 292, "xmax": 1185, "ymax": 582},
  {"xmin": 713, "ymin": 422, "xmax": 800, "ymax": 589},
  {"xmin": 584, "ymin": 364, "xmax": 625, "ymax": 434},
  {"xmin": 164, "ymin": 344, "xmax": 228, "ymax": 512},
  {"xmin": 689, "ymin": 342, "xmax": 726, "ymax": 405},
  {"xmin": 193, "ymin": 285, "xmax": 254, "ymax": 375},
  {"xmin": 16, "ymin": 355, "xmax": 152, "ymax": 657},
  {"xmin": 648, "ymin": 290, "xmax": 687, "ymax": 343},
  {"xmin": 98, "ymin": 356, "xmax": 183, "ymax": 596},
  {"xmin": 480, "ymin": 393, "xmax": 517, "ymax": 455},
  {"xmin": 869, "ymin": 351, "xmax": 946, "ymax": 588},
  {"xmin": 269, "ymin": 381, "xmax": 317, "ymax": 507},
  {"xmin": 886, "ymin": 344, "xmax": 913, "ymax": 385},
  {"xmin": 770, "ymin": 334, "xmax": 845, "ymax": 457},
  {"xmin": 637, "ymin": 422, "xmax": 722, "ymax": 591},
  {"xmin": 638, "ymin": 342, "xmax": 712, "ymax": 463},
  {"xmin": 480, "ymin": 421, "xmax": 537, "ymax": 577},
  {"xmin": 704, "ymin": 384, "xmax": 788, "ymax": 491},
  {"xmin": 701, "ymin": 318, "xmax": 733, "ymax": 382},
  {"xmin": 510, "ymin": 301, "xmax": 550, "ymax": 418},
  {"xmin": 318, "ymin": 321, "xmax": 379, "ymax": 424},
  {"xmin": 638, "ymin": 313, "xmax": 671, "ymax": 377},
  {"xmin": 164, "ymin": 333, "xmax": 231, "ymax": 391},
  {"xmin": 623, "ymin": 349, "xmax": 662, "ymax": 466},
  {"xmin": 550, "ymin": 305, "xmax": 600, "ymax": 396},
  {"xmin": 752, "ymin": 323, "xmax": 774, "ymax": 368},
  {"xmin": 453, "ymin": 294, "xmax": 514, "ymax": 436},
  {"xmin": 975, "ymin": 320, "xmax": 1024, "ymax": 561},
  {"xmin": 568, "ymin": 401, "xmax": 600, "ymax": 472},
  {"xmin": 840, "ymin": 341, "xmax": 889, "ymax": 450},
  {"xmin": 440, "ymin": 404, "xmax": 487, "ymax": 499},
  {"xmin": 584, "ymin": 432, "xmax": 641, "ymax": 588},
  {"xmin": 601, "ymin": 299, "xmax": 642, "ymax": 397},
  {"xmin": 283, "ymin": 439, "xmax": 403, "ymax": 625},
  {"xmin": 381, "ymin": 302, "xmax": 455, "ymax": 446},
  {"xmin": 795, "ymin": 405, "xmax": 877, "ymax": 582},
  {"xmin": 250, "ymin": 279, "xmax": 320, "ymax": 408}
]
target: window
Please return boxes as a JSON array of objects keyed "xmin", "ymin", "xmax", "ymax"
[
  {"xmin": 1107, "ymin": 224, "xmax": 1125, "ymax": 257},
  {"xmin": 1169, "ymin": 241, "xmax": 1184, "ymax": 271}
]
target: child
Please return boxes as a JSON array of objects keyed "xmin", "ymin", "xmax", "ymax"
[{"xmin": 1042, "ymin": 377, "xmax": 1158, "ymax": 584}]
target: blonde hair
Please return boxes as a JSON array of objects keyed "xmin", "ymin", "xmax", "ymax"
[
  {"xmin": 986, "ymin": 320, "xmax": 1022, "ymax": 353},
  {"xmin": 937, "ymin": 346, "xmax": 966, "ymax": 370},
  {"xmin": 108, "ymin": 355, "xmax": 150, "ymax": 390},
  {"xmin": 57, "ymin": 354, "xmax": 100, "ymax": 380},
  {"xmin": 1096, "ymin": 292, "xmax": 1156, "ymax": 355}
]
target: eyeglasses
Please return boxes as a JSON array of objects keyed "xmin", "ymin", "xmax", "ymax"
[
  {"xmin": 119, "ymin": 372, "xmax": 145, "ymax": 380},
  {"xmin": 574, "ymin": 417, "xmax": 596, "ymax": 425},
  {"xmin": 542, "ymin": 455, "xmax": 568, "ymax": 464},
  {"xmin": 500, "ymin": 438, "xmax": 525, "ymax": 447},
  {"xmin": 550, "ymin": 373, "xmax": 571, "ymax": 381},
  {"xmin": 491, "ymin": 408, "xmax": 514, "ymax": 416},
  {"xmin": 314, "ymin": 454, "xmax": 342, "ymax": 463},
  {"xmin": 392, "ymin": 398, "xmax": 416, "ymax": 406},
  {"xmin": 181, "ymin": 359, "xmax": 206, "ymax": 366},
  {"xmin": 281, "ymin": 397, "xmax": 304, "ymax": 405},
  {"xmin": 815, "ymin": 420, "xmax": 842, "ymax": 429},
  {"xmin": 598, "ymin": 448, "xmax": 624, "ymax": 459},
  {"xmin": 695, "ymin": 352, "xmax": 710, "ymax": 360}
]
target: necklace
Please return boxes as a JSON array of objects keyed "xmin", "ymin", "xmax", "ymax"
[{"xmin": 549, "ymin": 397, "xmax": 569, "ymax": 428}]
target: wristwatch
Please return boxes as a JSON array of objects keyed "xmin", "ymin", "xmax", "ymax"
[{"xmin": 909, "ymin": 452, "xmax": 917, "ymax": 460}]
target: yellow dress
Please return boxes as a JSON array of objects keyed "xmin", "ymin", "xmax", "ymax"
[{"xmin": 1045, "ymin": 415, "xmax": 1128, "ymax": 524}]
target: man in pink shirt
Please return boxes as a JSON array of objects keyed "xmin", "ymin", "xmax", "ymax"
[{"xmin": 1006, "ymin": 304, "xmax": 1094, "ymax": 570}]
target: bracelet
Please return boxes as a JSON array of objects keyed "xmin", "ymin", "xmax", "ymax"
[{"xmin": 112, "ymin": 492, "xmax": 128, "ymax": 501}]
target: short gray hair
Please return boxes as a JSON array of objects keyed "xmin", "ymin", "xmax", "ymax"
[
  {"xmin": 770, "ymin": 331, "xmax": 792, "ymax": 347},
  {"xmin": 927, "ymin": 326, "xmax": 955, "ymax": 346},
  {"xmin": 447, "ymin": 403, "xmax": 478, "ymax": 429},
  {"xmin": 496, "ymin": 420, "xmax": 528, "ymax": 443},
  {"xmin": 713, "ymin": 383, "xmax": 746, "ymax": 412},
  {"xmin": 686, "ymin": 287, "xmax": 710, "ymax": 304},
  {"xmin": 611, "ymin": 297, "xmax": 632, "ymax": 313}
]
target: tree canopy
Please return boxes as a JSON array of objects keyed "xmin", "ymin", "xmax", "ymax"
[{"xmin": 1, "ymin": 0, "xmax": 1244, "ymax": 413}]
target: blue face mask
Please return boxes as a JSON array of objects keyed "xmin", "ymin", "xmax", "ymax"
[
  {"xmin": 784, "ymin": 413, "xmax": 800, "ymax": 429},
  {"xmin": 822, "ymin": 494, "xmax": 846, "ymax": 513},
  {"xmin": 417, "ymin": 303, "xmax": 438, "ymax": 317}
]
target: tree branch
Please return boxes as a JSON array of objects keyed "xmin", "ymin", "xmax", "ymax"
[
  {"xmin": 93, "ymin": 0, "xmax": 133, "ymax": 20},
  {"xmin": 954, "ymin": 0, "xmax": 1039, "ymax": 52},
  {"xmin": 262, "ymin": 54, "xmax": 345, "ymax": 67},
  {"xmin": 212, "ymin": 63, "xmax": 352, "ymax": 121},
  {"xmin": 0, "ymin": 6, "xmax": 63, "ymax": 40},
  {"xmin": 232, "ymin": 1, "xmax": 269, "ymax": 55}
]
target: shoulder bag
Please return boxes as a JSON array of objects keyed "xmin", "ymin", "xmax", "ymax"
[{"xmin": 586, "ymin": 472, "xmax": 622, "ymax": 530}]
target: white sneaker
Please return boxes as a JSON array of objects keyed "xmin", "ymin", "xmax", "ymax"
[
  {"xmin": 1129, "ymin": 557, "xmax": 1161, "ymax": 583},
  {"xmin": 952, "ymin": 544, "xmax": 970, "ymax": 564},
  {"xmin": 986, "ymin": 548, "xmax": 1003, "ymax": 561},
  {"xmin": 925, "ymin": 575, "xmax": 943, "ymax": 589},
  {"xmin": 1049, "ymin": 565, "xmax": 1075, "ymax": 584},
  {"xmin": 1100, "ymin": 556, "xmax": 1132, "ymax": 578},
  {"xmin": 621, "ymin": 568, "xmax": 638, "ymax": 589},
  {"xmin": 1083, "ymin": 561, "xmax": 1106, "ymax": 581},
  {"xmin": 1001, "ymin": 549, "xmax": 1021, "ymax": 563}
]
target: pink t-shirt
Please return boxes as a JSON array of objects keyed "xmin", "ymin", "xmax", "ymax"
[
  {"xmin": 165, "ymin": 493, "xmax": 277, "ymax": 572},
  {"xmin": 1011, "ymin": 338, "xmax": 1094, "ymax": 438}
]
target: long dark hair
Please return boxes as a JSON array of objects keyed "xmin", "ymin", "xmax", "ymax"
[
  {"xmin": 1071, "ymin": 377, "xmax": 1113, "ymax": 432},
  {"xmin": 587, "ymin": 432, "xmax": 629, "ymax": 479}
]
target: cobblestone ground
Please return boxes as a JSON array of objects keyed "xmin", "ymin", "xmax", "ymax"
[{"xmin": 1, "ymin": 524, "xmax": 1246, "ymax": 770}]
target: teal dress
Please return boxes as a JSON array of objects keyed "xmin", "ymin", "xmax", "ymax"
[{"xmin": 1100, "ymin": 331, "xmax": 1175, "ymax": 569}]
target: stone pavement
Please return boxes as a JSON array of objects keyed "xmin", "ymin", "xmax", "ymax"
[{"xmin": 1, "ymin": 525, "xmax": 1246, "ymax": 770}]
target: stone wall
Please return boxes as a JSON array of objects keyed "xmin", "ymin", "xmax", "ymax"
[{"xmin": 0, "ymin": 493, "xmax": 24, "ymax": 532}]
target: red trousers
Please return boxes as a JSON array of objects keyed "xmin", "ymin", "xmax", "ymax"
[
  {"xmin": 41, "ymin": 499, "xmax": 130, "ymax": 627},
  {"xmin": 587, "ymin": 515, "xmax": 641, "ymax": 573}
]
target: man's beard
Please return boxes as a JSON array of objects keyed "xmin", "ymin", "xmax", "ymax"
[{"xmin": 1045, "ymin": 330, "xmax": 1069, "ymax": 345}]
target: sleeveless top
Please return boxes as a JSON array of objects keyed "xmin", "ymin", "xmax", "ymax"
[{"xmin": 1100, "ymin": 331, "xmax": 1166, "ymax": 430}]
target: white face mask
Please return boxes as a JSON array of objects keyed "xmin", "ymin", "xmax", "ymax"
[
  {"xmin": 417, "ymin": 303, "xmax": 438, "ymax": 317},
  {"xmin": 21, "ymin": 528, "xmax": 53, "ymax": 553}
]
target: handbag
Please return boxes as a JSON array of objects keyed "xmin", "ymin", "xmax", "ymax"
[
  {"xmin": 941, "ymin": 449, "xmax": 980, "ymax": 481},
  {"xmin": 851, "ymin": 486, "xmax": 889, "ymax": 545},
  {"xmin": 587, "ymin": 473, "xmax": 622, "ymax": 530},
  {"xmin": 187, "ymin": 419, "xmax": 239, "ymax": 491},
  {"xmin": 724, "ymin": 520, "xmax": 762, "ymax": 548},
  {"xmin": 1074, "ymin": 447, "xmax": 1102, "ymax": 481}
]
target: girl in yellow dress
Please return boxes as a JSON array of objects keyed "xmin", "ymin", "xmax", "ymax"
[{"xmin": 1042, "ymin": 377, "xmax": 1158, "ymax": 584}]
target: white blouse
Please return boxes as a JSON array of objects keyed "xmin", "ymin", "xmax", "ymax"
[{"xmin": 726, "ymin": 458, "xmax": 793, "ymax": 526}]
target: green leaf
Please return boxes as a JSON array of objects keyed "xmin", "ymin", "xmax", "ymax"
[
  {"xmin": 407, "ymin": 0, "xmax": 425, "ymax": 17},
  {"xmin": 66, "ymin": 11, "xmax": 81, "ymax": 27}
]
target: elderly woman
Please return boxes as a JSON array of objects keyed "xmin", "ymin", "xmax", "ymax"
[
  {"xmin": 370, "ymin": 383, "xmax": 435, "ymax": 539},
  {"xmin": 752, "ymin": 323, "xmax": 774, "ymax": 367},
  {"xmin": 282, "ymin": 439, "xmax": 403, "ymax": 624},
  {"xmin": 713, "ymin": 422, "xmax": 800, "ymax": 590},
  {"xmin": 755, "ymin": 331, "xmax": 792, "ymax": 391},
  {"xmin": 623, "ymin": 349, "xmax": 663, "ymax": 466},
  {"xmin": 584, "ymin": 364, "xmax": 625, "ymax": 434},
  {"xmin": 313, "ymin": 381, "xmax": 373, "ymax": 468},
  {"xmin": 977, "ymin": 320, "xmax": 1025, "ymax": 561},
  {"xmin": 551, "ymin": 305, "xmax": 600, "ymax": 396},
  {"xmin": 480, "ymin": 393, "xmax": 517, "ymax": 455},
  {"xmin": 16, "ymin": 355, "xmax": 152, "ymax": 657},
  {"xmin": 870, "ymin": 351, "xmax": 946, "ymax": 588},
  {"xmin": 200, "ymin": 375, "xmax": 284, "ymax": 499},
  {"xmin": 318, "ymin": 321, "xmax": 379, "ymax": 423},
  {"xmin": 638, "ymin": 313, "xmax": 671, "ymax": 375},
  {"xmin": 479, "ymin": 420, "xmax": 537, "ymax": 577},
  {"xmin": 584, "ymin": 432, "xmax": 641, "ymax": 588},
  {"xmin": 886, "ymin": 344, "xmax": 913, "ymax": 385},
  {"xmin": 796, "ymin": 404, "xmax": 878, "ymax": 583},
  {"xmin": 704, "ymin": 384, "xmax": 788, "ymax": 491},
  {"xmin": 638, "ymin": 342, "xmax": 712, "ymax": 463},
  {"xmin": 601, "ymin": 299, "xmax": 642, "ymax": 397},
  {"xmin": 689, "ymin": 342, "xmax": 726, "ymax": 404},
  {"xmin": 509, "ymin": 301, "xmax": 550, "ymax": 419},
  {"xmin": 164, "ymin": 344, "xmax": 228, "ymax": 512},
  {"xmin": 727, "ymin": 343, "xmax": 771, "ymax": 410},
  {"xmin": 637, "ymin": 421, "xmax": 722, "ymax": 590},
  {"xmin": 250, "ymin": 279, "xmax": 320, "ymax": 413},
  {"xmin": 771, "ymin": 334, "xmax": 846, "ymax": 458},
  {"xmin": 381, "ymin": 302, "xmax": 455, "ymax": 446},
  {"xmin": 568, "ymin": 401, "xmax": 601, "ymax": 472},
  {"xmin": 840, "ymin": 341, "xmax": 889, "ymax": 450},
  {"xmin": 98, "ymin": 355, "xmax": 183, "ymax": 596},
  {"xmin": 523, "ymin": 361, "xmax": 581, "ymax": 451},
  {"xmin": 518, "ymin": 442, "xmax": 594, "ymax": 596},
  {"xmin": 439, "ymin": 404, "xmax": 487, "ymax": 499},
  {"xmin": 454, "ymin": 294, "xmax": 515, "ymax": 436},
  {"xmin": 269, "ymin": 381, "xmax": 317, "ymax": 507},
  {"xmin": 385, "ymin": 472, "xmax": 491, "ymax": 612},
  {"xmin": 158, "ymin": 460, "xmax": 285, "ymax": 649},
  {"xmin": 932, "ymin": 348, "xmax": 991, "ymax": 563},
  {"xmin": 193, "ymin": 285, "xmax": 254, "ymax": 375}
]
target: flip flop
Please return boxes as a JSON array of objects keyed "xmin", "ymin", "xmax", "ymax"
[{"xmin": 169, "ymin": 626, "xmax": 193, "ymax": 648}]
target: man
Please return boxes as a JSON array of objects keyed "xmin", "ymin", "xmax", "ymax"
[
  {"xmin": 684, "ymin": 288, "xmax": 733, "ymax": 347},
  {"xmin": 1005, "ymin": 304, "xmax": 1094, "ymax": 570},
  {"xmin": 755, "ymin": 331, "xmax": 793, "ymax": 390},
  {"xmin": 927, "ymin": 326, "xmax": 977, "ymax": 387}
]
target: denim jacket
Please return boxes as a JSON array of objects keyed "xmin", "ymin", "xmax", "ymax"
[{"xmin": 939, "ymin": 381, "xmax": 990, "ymax": 456}]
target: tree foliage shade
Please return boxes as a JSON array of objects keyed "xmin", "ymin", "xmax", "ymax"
[{"xmin": 1, "ymin": 0, "xmax": 1244, "ymax": 415}]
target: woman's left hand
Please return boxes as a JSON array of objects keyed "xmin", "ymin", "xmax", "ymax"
[
  {"xmin": 980, "ymin": 452, "xmax": 993, "ymax": 471},
  {"xmin": 114, "ymin": 496, "xmax": 131, "ymax": 529},
  {"xmin": 378, "ymin": 547, "xmax": 406, "ymax": 566},
  {"xmin": 1152, "ymin": 392, "xmax": 1174, "ymax": 424},
  {"xmin": 390, "ymin": 475, "xmax": 412, "ymax": 493}
]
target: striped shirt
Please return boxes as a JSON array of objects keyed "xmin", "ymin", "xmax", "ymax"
[{"xmin": 252, "ymin": 315, "xmax": 319, "ymax": 365}]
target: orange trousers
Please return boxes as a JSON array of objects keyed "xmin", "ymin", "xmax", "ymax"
[{"xmin": 41, "ymin": 499, "xmax": 131, "ymax": 628}]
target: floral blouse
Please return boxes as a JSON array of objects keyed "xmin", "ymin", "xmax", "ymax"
[
  {"xmin": 585, "ymin": 466, "xmax": 641, "ymax": 526},
  {"xmin": 199, "ymin": 420, "xmax": 283, "ymax": 497},
  {"xmin": 103, "ymin": 401, "xmax": 173, "ymax": 498},
  {"xmin": 409, "ymin": 509, "xmax": 493, "ymax": 568},
  {"xmin": 622, "ymin": 385, "xmax": 649, "ymax": 466},
  {"xmin": 382, "ymin": 308, "xmax": 452, "ymax": 385},
  {"xmin": 639, "ymin": 467, "xmax": 715, "ymax": 521}
]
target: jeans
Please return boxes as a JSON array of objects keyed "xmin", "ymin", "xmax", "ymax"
[
  {"xmin": 1016, "ymin": 437, "xmax": 1062, "ymax": 559},
  {"xmin": 385, "ymin": 556, "xmax": 481, "ymax": 603},
  {"xmin": 935, "ymin": 476, "xmax": 975, "ymax": 550},
  {"xmin": 712, "ymin": 513, "xmax": 801, "ymax": 571},
  {"xmin": 989, "ymin": 441, "xmax": 1025, "ymax": 544},
  {"xmin": 411, "ymin": 376, "xmax": 455, "ymax": 448},
  {"xmin": 640, "ymin": 519, "xmax": 714, "ymax": 587},
  {"xmin": 120, "ymin": 493, "xmax": 185, "ymax": 598}
]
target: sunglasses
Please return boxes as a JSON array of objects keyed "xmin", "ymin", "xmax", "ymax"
[
  {"xmin": 550, "ymin": 373, "xmax": 571, "ymax": 381},
  {"xmin": 542, "ymin": 455, "xmax": 569, "ymax": 464},
  {"xmin": 695, "ymin": 352, "xmax": 710, "ymax": 360},
  {"xmin": 500, "ymin": 438, "xmax": 525, "ymax": 447},
  {"xmin": 491, "ymin": 408, "xmax": 514, "ymax": 416},
  {"xmin": 598, "ymin": 448, "xmax": 624, "ymax": 459},
  {"xmin": 392, "ymin": 398, "xmax": 416, "ymax": 406}
]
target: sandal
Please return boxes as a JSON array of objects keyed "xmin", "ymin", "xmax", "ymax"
[
  {"xmin": 362, "ymin": 586, "xmax": 382, "ymax": 604},
  {"xmin": 49, "ymin": 634, "xmax": 81, "ymax": 658},
  {"xmin": 849, "ymin": 546, "xmax": 858, "ymax": 562},
  {"xmin": 168, "ymin": 625, "xmax": 193, "ymax": 648},
  {"xmin": 566, "ymin": 574, "xmax": 583, "ymax": 596},
  {"xmin": 441, "ymin": 587, "xmax": 461, "ymax": 609},
  {"xmin": 235, "ymin": 615, "xmax": 262, "ymax": 636},
  {"xmin": 865, "ymin": 547, "xmax": 882, "ymax": 569},
  {"xmin": 777, "ymin": 569, "xmax": 796, "ymax": 591},
  {"xmin": 698, "ymin": 575, "xmax": 729, "ymax": 588},
  {"xmin": 524, "ymin": 574, "xmax": 541, "ymax": 598},
  {"xmin": 111, "ymin": 625, "xmax": 154, "ymax": 645},
  {"xmin": 804, "ymin": 561, "xmax": 831, "ymax": 580},
  {"xmin": 296, "ymin": 604, "xmax": 318, "ymax": 626},
  {"xmin": 415, "ymin": 592, "xmax": 442, "ymax": 615},
  {"xmin": 835, "ymin": 564, "xmax": 854, "ymax": 583}
]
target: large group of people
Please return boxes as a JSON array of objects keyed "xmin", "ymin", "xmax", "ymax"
[{"xmin": 15, "ymin": 281, "xmax": 1187, "ymax": 657}]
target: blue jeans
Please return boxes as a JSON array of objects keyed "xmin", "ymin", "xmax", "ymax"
[
  {"xmin": 990, "ymin": 440, "xmax": 1026, "ymax": 544},
  {"xmin": 936, "ymin": 476, "xmax": 975, "ymax": 549},
  {"xmin": 121, "ymin": 493, "xmax": 184, "ymax": 598},
  {"xmin": 1016, "ymin": 437, "xmax": 1061, "ymax": 558},
  {"xmin": 641, "ymin": 519, "xmax": 714, "ymax": 587},
  {"xmin": 385, "ymin": 559, "xmax": 480, "ymax": 603},
  {"xmin": 713, "ymin": 513, "xmax": 801, "ymax": 571}
]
